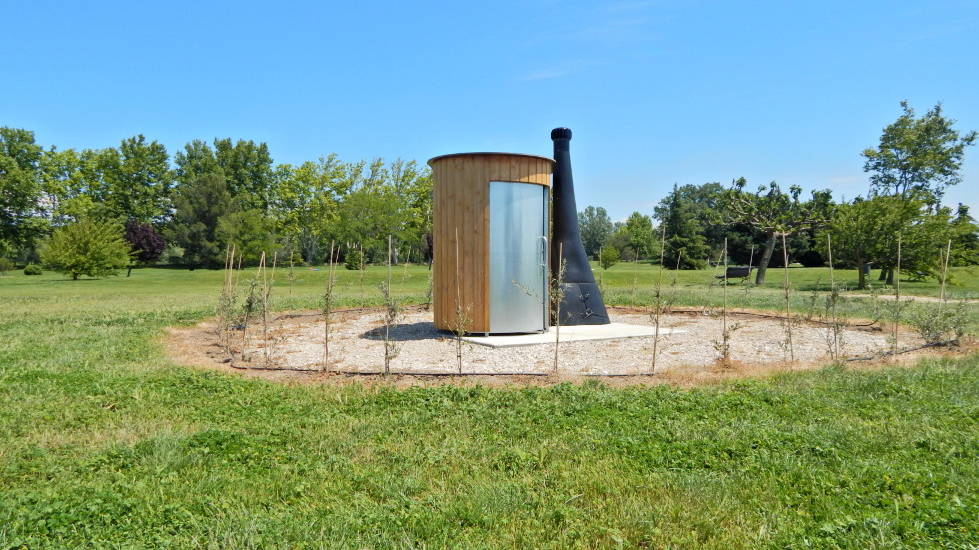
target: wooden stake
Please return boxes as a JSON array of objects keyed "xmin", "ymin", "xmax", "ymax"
[
  {"xmin": 323, "ymin": 240, "xmax": 336, "ymax": 371},
  {"xmin": 893, "ymin": 235, "xmax": 901, "ymax": 355},
  {"xmin": 554, "ymin": 242, "xmax": 564, "ymax": 374},
  {"xmin": 722, "ymin": 237, "xmax": 729, "ymax": 364},
  {"xmin": 781, "ymin": 233, "xmax": 794, "ymax": 362},
  {"xmin": 940, "ymin": 238, "xmax": 952, "ymax": 307},
  {"xmin": 651, "ymin": 225, "xmax": 666, "ymax": 374}
]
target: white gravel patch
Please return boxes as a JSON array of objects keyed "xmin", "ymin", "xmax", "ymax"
[{"xmin": 241, "ymin": 309, "xmax": 915, "ymax": 376}]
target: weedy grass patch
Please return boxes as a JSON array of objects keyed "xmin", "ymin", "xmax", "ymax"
[{"xmin": 0, "ymin": 267, "xmax": 976, "ymax": 548}]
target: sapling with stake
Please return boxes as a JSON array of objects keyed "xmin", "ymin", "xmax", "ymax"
[
  {"xmin": 218, "ymin": 243, "xmax": 236, "ymax": 355},
  {"xmin": 720, "ymin": 238, "xmax": 732, "ymax": 365},
  {"xmin": 824, "ymin": 234, "xmax": 844, "ymax": 359},
  {"xmin": 451, "ymin": 229, "xmax": 472, "ymax": 374},
  {"xmin": 939, "ymin": 238, "xmax": 952, "ymax": 312},
  {"xmin": 379, "ymin": 235, "xmax": 401, "ymax": 375},
  {"xmin": 262, "ymin": 251, "xmax": 279, "ymax": 368},
  {"xmin": 780, "ymin": 233, "xmax": 795, "ymax": 362},
  {"xmin": 649, "ymin": 226, "xmax": 667, "ymax": 374},
  {"xmin": 550, "ymin": 243, "xmax": 567, "ymax": 374},
  {"xmin": 892, "ymin": 235, "xmax": 902, "ymax": 356},
  {"xmin": 241, "ymin": 252, "xmax": 264, "ymax": 363},
  {"xmin": 322, "ymin": 241, "xmax": 338, "ymax": 371}
]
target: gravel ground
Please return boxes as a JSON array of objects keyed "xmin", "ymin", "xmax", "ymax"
[{"xmin": 238, "ymin": 308, "xmax": 917, "ymax": 376}]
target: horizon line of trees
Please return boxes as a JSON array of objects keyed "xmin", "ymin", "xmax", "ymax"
[
  {"xmin": 578, "ymin": 101, "xmax": 978, "ymax": 287},
  {"xmin": 0, "ymin": 130, "xmax": 433, "ymax": 272},
  {"xmin": 1, "ymin": 101, "xmax": 976, "ymax": 288}
]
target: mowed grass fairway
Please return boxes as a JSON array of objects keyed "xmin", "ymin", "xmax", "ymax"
[{"xmin": 1, "ymin": 266, "xmax": 977, "ymax": 548}]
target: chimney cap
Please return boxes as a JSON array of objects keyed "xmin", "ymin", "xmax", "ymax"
[{"xmin": 550, "ymin": 127, "xmax": 572, "ymax": 140}]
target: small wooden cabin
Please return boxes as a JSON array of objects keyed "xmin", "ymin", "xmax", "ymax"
[{"xmin": 428, "ymin": 153, "xmax": 554, "ymax": 334}]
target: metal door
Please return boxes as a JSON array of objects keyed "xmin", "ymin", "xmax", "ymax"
[{"xmin": 489, "ymin": 181, "xmax": 548, "ymax": 333}]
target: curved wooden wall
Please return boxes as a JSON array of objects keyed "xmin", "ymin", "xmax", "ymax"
[{"xmin": 428, "ymin": 153, "xmax": 553, "ymax": 333}]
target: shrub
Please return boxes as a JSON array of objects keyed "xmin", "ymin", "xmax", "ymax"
[
  {"xmin": 345, "ymin": 249, "xmax": 365, "ymax": 271},
  {"xmin": 599, "ymin": 247, "xmax": 620, "ymax": 270},
  {"xmin": 907, "ymin": 302, "xmax": 970, "ymax": 345},
  {"xmin": 40, "ymin": 219, "xmax": 132, "ymax": 280},
  {"xmin": 24, "ymin": 263, "xmax": 42, "ymax": 275},
  {"xmin": 0, "ymin": 257, "xmax": 13, "ymax": 276}
]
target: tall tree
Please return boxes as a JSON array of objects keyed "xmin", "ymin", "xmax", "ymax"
[
  {"xmin": 0, "ymin": 127, "xmax": 44, "ymax": 255},
  {"xmin": 166, "ymin": 172, "xmax": 235, "ymax": 269},
  {"xmin": 723, "ymin": 179, "xmax": 831, "ymax": 284},
  {"xmin": 624, "ymin": 211, "xmax": 656, "ymax": 260},
  {"xmin": 863, "ymin": 101, "xmax": 976, "ymax": 204},
  {"xmin": 578, "ymin": 206, "xmax": 614, "ymax": 258},
  {"xmin": 213, "ymin": 138, "xmax": 275, "ymax": 212},
  {"xmin": 110, "ymin": 135, "xmax": 173, "ymax": 223},
  {"xmin": 950, "ymin": 204, "xmax": 979, "ymax": 266},
  {"xmin": 661, "ymin": 184, "xmax": 710, "ymax": 269},
  {"xmin": 175, "ymin": 138, "xmax": 275, "ymax": 212},
  {"xmin": 822, "ymin": 194, "xmax": 952, "ymax": 288},
  {"xmin": 654, "ymin": 182, "xmax": 760, "ymax": 263}
]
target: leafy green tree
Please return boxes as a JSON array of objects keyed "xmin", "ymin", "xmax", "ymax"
[
  {"xmin": 40, "ymin": 219, "xmax": 132, "ymax": 280},
  {"xmin": 599, "ymin": 246, "xmax": 619, "ymax": 270},
  {"xmin": 110, "ymin": 135, "xmax": 173, "ymax": 223},
  {"xmin": 863, "ymin": 101, "xmax": 976, "ymax": 204},
  {"xmin": 624, "ymin": 211, "xmax": 656, "ymax": 260},
  {"xmin": 605, "ymin": 223, "xmax": 633, "ymax": 259},
  {"xmin": 216, "ymin": 209, "xmax": 279, "ymax": 266},
  {"xmin": 40, "ymin": 147, "xmax": 90, "ymax": 225},
  {"xmin": 579, "ymin": 206, "xmax": 614, "ymax": 258},
  {"xmin": 0, "ymin": 127, "xmax": 45, "ymax": 255},
  {"xmin": 821, "ymin": 193, "xmax": 958, "ymax": 288},
  {"xmin": 723, "ymin": 179, "xmax": 831, "ymax": 283},
  {"xmin": 175, "ymin": 138, "xmax": 275, "ymax": 212},
  {"xmin": 166, "ymin": 172, "xmax": 235, "ymax": 269},
  {"xmin": 661, "ymin": 184, "xmax": 710, "ymax": 269}
]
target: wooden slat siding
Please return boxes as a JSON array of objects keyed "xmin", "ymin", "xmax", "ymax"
[
  {"xmin": 428, "ymin": 153, "xmax": 553, "ymax": 333},
  {"xmin": 462, "ymin": 156, "xmax": 475, "ymax": 329},
  {"xmin": 478, "ymin": 157, "xmax": 491, "ymax": 330}
]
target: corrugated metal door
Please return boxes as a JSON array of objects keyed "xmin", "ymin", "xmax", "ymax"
[{"xmin": 489, "ymin": 181, "xmax": 548, "ymax": 333}]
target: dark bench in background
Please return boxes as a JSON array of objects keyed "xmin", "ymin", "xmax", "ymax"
[{"xmin": 715, "ymin": 266, "xmax": 753, "ymax": 281}]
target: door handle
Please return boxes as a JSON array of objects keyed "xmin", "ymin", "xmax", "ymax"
[{"xmin": 539, "ymin": 236, "xmax": 548, "ymax": 271}]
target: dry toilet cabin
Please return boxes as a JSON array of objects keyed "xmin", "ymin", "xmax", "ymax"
[{"xmin": 428, "ymin": 153, "xmax": 554, "ymax": 334}]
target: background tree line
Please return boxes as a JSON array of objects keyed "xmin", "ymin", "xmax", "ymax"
[
  {"xmin": 1, "ymin": 101, "xmax": 975, "ymax": 285},
  {"xmin": 0, "ymin": 130, "xmax": 432, "ymax": 273},
  {"xmin": 577, "ymin": 102, "xmax": 978, "ymax": 287}
]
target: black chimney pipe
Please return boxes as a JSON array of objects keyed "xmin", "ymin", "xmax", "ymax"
[{"xmin": 550, "ymin": 128, "xmax": 610, "ymax": 325}]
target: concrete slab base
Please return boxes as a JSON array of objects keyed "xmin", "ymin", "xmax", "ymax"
[{"xmin": 461, "ymin": 323, "xmax": 684, "ymax": 348}]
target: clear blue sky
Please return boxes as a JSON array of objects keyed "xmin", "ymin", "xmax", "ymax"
[{"xmin": 3, "ymin": 0, "xmax": 977, "ymax": 220}]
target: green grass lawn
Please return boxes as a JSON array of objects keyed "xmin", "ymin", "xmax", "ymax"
[{"xmin": 1, "ymin": 265, "xmax": 977, "ymax": 548}]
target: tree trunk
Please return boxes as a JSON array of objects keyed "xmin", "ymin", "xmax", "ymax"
[
  {"xmin": 754, "ymin": 232, "xmax": 777, "ymax": 285},
  {"xmin": 885, "ymin": 268, "xmax": 894, "ymax": 285},
  {"xmin": 127, "ymin": 265, "xmax": 133, "ymax": 277}
]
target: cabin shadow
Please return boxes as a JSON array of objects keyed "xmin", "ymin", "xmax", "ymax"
[{"xmin": 359, "ymin": 321, "xmax": 445, "ymax": 342}]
